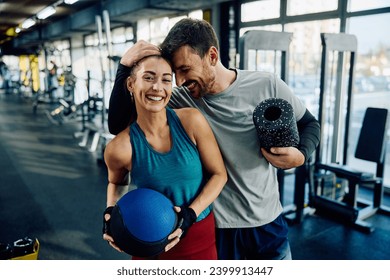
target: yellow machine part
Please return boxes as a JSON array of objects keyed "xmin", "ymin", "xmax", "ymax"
[
  {"xmin": 19, "ymin": 55, "xmax": 40, "ymax": 92},
  {"xmin": 10, "ymin": 239, "xmax": 40, "ymax": 260}
]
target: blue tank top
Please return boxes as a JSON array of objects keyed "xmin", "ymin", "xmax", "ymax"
[{"xmin": 130, "ymin": 107, "xmax": 210, "ymax": 221}]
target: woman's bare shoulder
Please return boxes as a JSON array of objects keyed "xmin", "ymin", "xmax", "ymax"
[{"xmin": 104, "ymin": 127, "xmax": 132, "ymax": 166}]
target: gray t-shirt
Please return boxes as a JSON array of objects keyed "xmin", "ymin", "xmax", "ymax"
[{"xmin": 169, "ymin": 69, "xmax": 306, "ymax": 228}]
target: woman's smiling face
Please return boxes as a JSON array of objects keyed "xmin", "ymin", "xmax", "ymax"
[{"xmin": 128, "ymin": 56, "xmax": 173, "ymax": 113}]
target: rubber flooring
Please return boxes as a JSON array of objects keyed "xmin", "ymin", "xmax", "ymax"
[{"xmin": 0, "ymin": 92, "xmax": 127, "ymax": 260}]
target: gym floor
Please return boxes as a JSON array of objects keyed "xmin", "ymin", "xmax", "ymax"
[{"xmin": 1, "ymin": 91, "xmax": 389, "ymax": 260}]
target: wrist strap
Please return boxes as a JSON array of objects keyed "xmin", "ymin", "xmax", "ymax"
[
  {"xmin": 178, "ymin": 207, "xmax": 197, "ymax": 238},
  {"xmin": 104, "ymin": 206, "xmax": 114, "ymax": 217},
  {"xmin": 102, "ymin": 206, "xmax": 114, "ymax": 235}
]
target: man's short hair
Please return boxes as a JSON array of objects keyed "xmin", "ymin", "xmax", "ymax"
[{"xmin": 160, "ymin": 18, "xmax": 219, "ymax": 62}]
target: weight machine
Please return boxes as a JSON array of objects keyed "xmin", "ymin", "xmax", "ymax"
[
  {"xmin": 75, "ymin": 10, "xmax": 115, "ymax": 161},
  {"xmin": 310, "ymin": 33, "xmax": 390, "ymax": 233}
]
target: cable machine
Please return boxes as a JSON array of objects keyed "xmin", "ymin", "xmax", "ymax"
[
  {"xmin": 80, "ymin": 11, "xmax": 114, "ymax": 161},
  {"xmin": 311, "ymin": 33, "xmax": 357, "ymax": 222},
  {"xmin": 316, "ymin": 33, "xmax": 357, "ymax": 166},
  {"xmin": 310, "ymin": 33, "xmax": 390, "ymax": 232}
]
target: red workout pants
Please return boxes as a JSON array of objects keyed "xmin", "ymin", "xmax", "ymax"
[{"xmin": 132, "ymin": 212, "xmax": 217, "ymax": 260}]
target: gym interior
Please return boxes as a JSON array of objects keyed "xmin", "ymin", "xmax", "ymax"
[{"xmin": 0, "ymin": 0, "xmax": 389, "ymax": 260}]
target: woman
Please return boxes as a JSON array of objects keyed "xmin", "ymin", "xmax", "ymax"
[{"xmin": 102, "ymin": 54, "xmax": 227, "ymax": 259}]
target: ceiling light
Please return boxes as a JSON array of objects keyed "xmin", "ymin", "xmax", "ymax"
[
  {"xmin": 21, "ymin": 18, "xmax": 36, "ymax": 29},
  {"xmin": 64, "ymin": 0, "xmax": 79, "ymax": 4},
  {"xmin": 37, "ymin": 6, "xmax": 56, "ymax": 20}
]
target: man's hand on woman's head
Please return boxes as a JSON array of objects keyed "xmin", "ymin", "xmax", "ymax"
[{"xmin": 120, "ymin": 40, "xmax": 161, "ymax": 67}]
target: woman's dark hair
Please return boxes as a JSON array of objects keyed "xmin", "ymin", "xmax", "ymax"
[{"xmin": 160, "ymin": 18, "xmax": 219, "ymax": 62}]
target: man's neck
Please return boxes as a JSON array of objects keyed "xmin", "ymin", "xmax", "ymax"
[{"xmin": 211, "ymin": 65, "xmax": 237, "ymax": 95}]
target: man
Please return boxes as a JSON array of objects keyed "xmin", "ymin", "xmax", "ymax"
[{"xmin": 108, "ymin": 18, "xmax": 320, "ymax": 260}]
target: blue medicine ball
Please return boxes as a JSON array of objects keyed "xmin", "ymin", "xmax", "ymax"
[{"xmin": 110, "ymin": 188, "xmax": 178, "ymax": 257}]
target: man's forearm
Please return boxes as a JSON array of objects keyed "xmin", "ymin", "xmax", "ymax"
[
  {"xmin": 108, "ymin": 64, "xmax": 132, "ymax": 135},
  {"xmin": 297, "ymin": 109, "xmax": 321, "ymax": 162}
]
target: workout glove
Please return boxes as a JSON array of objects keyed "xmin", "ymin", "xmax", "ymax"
[
  {"xmin": 177, "ymin": 207, "xmax": 197, "ymax": 238},
  {"xmin": 102, "ymin": 206, "xmax": 114, "ymax": 236}
]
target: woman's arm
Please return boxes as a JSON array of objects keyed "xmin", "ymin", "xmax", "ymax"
[
  {"xmin": 165, "ymin": 109, "xmax": 227, "ymax": 252},
  {"xmin": 102, "ymin": 131, "xmax": 132, "ymax": 252},
  {"xmin": 177, "ymin": 108, "xmax": 227, "ymax": 216},
  {"xmin": 104, "ymin": 130, "xmax": 132, "ymax": 206}
]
